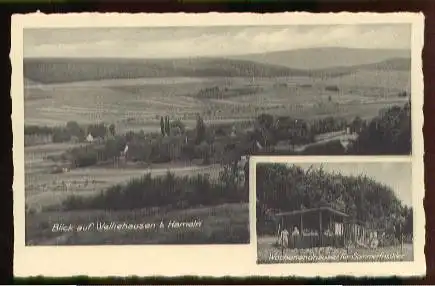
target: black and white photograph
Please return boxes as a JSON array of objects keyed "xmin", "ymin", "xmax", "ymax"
[
  {"xmin": 255, "ymin": 159, "xmax": 414, "ymax": 264},
  {"xmin": 22, "ymin": 22, "xmax": 412, "ymax": 246},
  {"xmin": 12, "ymin": 12, "xmax": 424, "ymax": 277}
]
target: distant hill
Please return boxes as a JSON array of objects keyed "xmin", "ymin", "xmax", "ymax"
[
  {"xmin": 23, "ymin": 57, "xmax": 310, "ymax": 84},
  {"xmin": 229, "ymin": 47, "xmax": 410, "ymax": 70},
  {"xmin": 313, "ymin": 57, "xmax": 410, "ymax": 75},
  {"xmin": 23, "ymin": 48, "xmax": 411, "ymax": 84}
]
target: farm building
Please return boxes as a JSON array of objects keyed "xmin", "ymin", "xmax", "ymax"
[{"xmin": 275, "ymin": 206, "xmax": 380, "ymax": 249}]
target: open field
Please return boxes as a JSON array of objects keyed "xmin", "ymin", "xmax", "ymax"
[
  {"xmin": 24, "ymin": 70, "xmax": 409, "ymax": 211},
  {"xmin": 23, "ymin": 51, "xmax": 411, "ymax": 130},
  {"xmin": 24, "ymin": 72, "xmax": 409, "ymax": 132},
  {"xmin": 26, "ymin": 203, "xmax": 249, "ymax": 245},
  {"xmin": 25, "ymin": 142, "xmax": 86, "ymax": 174},
  {"xmin": 256, "ymin": 235, "xmax": 413, "ymax": 263},
  {"xmin": 257, "ymin": 236, "xmax": 413, "ymax": 264}
]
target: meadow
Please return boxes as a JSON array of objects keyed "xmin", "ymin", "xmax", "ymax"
[
  {"xmin": 27, "ymin": 203, "xmax": 249, "ymax": 245},
  {"xmin": 24, "ymin": 72, "xmax": 409, "ymax": 132}
]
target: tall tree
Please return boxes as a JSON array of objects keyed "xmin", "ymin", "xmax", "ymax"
[
  {"xmin": 87, "ymin": 123, "xmax": 107, "ymax": 138},
  {"xmin": 165, "ymin": 116, "xmax": 171, "ymax": 136},
  {"xmin": 349, "ymin": 104, "xmax": 411, "ymax": 155},
  {"xmin": 66, "ymin": 121, "xmax": 85, "ymax": 139},
  {"xmin": 170, "ymin": 119, "xmax": 186, "ymax": 135},
  {"xmin": 109, "ymin": 123, "xmax": 116, "ymax": 137},
  {"xmin": 195, "ymin": 114, "xmax": 206, "ymax": 144},
  {"xmin": 160, "ymin": 117, "xmax": 165, "ymax": 136}
]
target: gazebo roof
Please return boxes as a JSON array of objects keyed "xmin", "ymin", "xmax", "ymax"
[{"xmin": 275, "ymin": 206, "xmax": 349, "ymax": 218}]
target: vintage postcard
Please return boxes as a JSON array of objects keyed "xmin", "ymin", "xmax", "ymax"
[{"xmin": 12, "ymin": 12, "xmax": 424, "ymax": 277}]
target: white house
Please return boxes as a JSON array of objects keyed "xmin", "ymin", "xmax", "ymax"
[
  {"xmin": 86, "ymin": 133, "xmax": 94, "ymax": 143},
  {"xmin": 122, "ymin": 144, "xmax": 129, "ymax": 156}
]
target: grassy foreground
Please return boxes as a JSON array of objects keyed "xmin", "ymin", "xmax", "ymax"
[
  {"xmin": 256, "ymin": 235, "xmax": 413, "ymax": 264},
  {"xmin": 26, "ymin": 203, "xmax": 249, "ymax": 245}
]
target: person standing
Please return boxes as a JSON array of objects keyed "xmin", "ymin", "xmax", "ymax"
[
  {"xmin": 292, "ymin": 226, "xmax": 300, "ymax": 248},
  {"xmin": 280, "ymin": 228, "xmax": 290, "ymax": 248},
  {"xmin": 292, "ymin": 226, "xmax": 300, "ymax": 236}
]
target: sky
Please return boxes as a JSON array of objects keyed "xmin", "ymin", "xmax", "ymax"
[
  {"xmin": 287, "ymin": 161, "xmax": 412, "ymax": 207},
  {"xmin": 23, "ymin": 24, "xmax": 411, "ymax": 58}
]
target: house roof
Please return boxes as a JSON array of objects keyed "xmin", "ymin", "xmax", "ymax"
[{"xmin": 275, "ymin": 206, "xmax": 349, "ymax": 218}]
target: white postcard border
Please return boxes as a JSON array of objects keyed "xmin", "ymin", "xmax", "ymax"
[{"xmin": 12, "ymin": 12, "xmax": 425, "ymax": 277}]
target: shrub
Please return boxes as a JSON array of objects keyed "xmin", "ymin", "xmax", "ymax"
[
  {"xmin": 170, "ymin": 119, "xmax": 186, "ymax": 134},
  {"xmin": 325, "ymin": 85, "xmax": 339, "ymax": 92},
  {"xmin": 62, "ymin": 169, "xmax": 248, "ymax": 211},
  {"xmin": 52, "ymin": 128, "xmax": 71, "ymax": 143},
  {"xmin": 87, "ymin": 123, "xmax": 107, "ymax": 138},
  {"xmin": 69, "ymin": 146, "xmax": 99, "ymax": 167},
  {"xmin": 349, "ymin": 103, "xmax": 411, "ymax": 155}
]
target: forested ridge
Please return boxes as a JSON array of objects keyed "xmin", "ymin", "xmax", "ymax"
[{"xmin": 23, "ymin": 54, "xmax": 409, "ymax": 84}]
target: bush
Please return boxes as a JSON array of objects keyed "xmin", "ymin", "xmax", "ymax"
[
  {"xmin": 62, "ymin": 169, "xmax": 248, "ymax": 211},
  {"xmin": 181, "ymin": 143, "xmax": 198, "ymax": 161},
  {"xmin": 170, "ymin": 120, "xmax": 186, "ymax": 134},
  {"xmin": 349, "ymin": 103, "xmax": 411, "ymax": 155},
  {"xmin": 87, "ymin": 123, "xmax": 107, "ymax": 138},
  {"xmin": 69, "ymin": 146, "xmax": 99, "ymax": 167},
  {"xmin": 52, "ymin": 128, "xmax": 72, "ymax": 143},
  {"xmin": 325, "ymin": 85, "xmax": 339, "ymax": 92},
  {"xmin": 66, "ymin": 121, "xmax": 85, "ymax": 138}
]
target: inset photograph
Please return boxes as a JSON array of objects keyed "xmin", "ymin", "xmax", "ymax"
[{"xmin": 255, "ymin": 160, "xmax": 413, "ymax": 264}]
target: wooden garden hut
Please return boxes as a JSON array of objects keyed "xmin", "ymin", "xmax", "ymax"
[{"xmin": 275, "ymin": 206, "xmax": 348, "ymax": 249}]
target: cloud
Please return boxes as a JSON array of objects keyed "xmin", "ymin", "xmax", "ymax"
[{"xmin": 24, "ymin": 24, "xmax": 411, "ymax": 58}]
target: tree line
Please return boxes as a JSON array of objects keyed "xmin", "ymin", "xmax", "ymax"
[
  {"xmin": 62, "ymin": 167, "xmax": 248, "ymax": 211},
  {"xmin": 256, "ymin": 163, "xmax": 413, "ymax": 240},
  {"xmin": 348, "ymin": 101, "xmax": 411, "ymax": 155},
  {"xmin": 25, "ymin": 121, "xmax": 116, "ymax": 143},
  {"xmin": 59, "ymin": 114, "xmax": 254, "ymax": 168},
  {"xmin": 42, "ymin": 101, "xmax": 411, "ymax": 168},
  {"xmin": 252, "ymin": 100, "xmax": 411, "ymax": 155}
]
